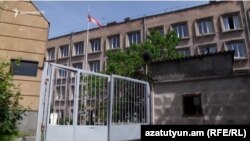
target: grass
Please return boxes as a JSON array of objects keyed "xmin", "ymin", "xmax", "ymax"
[
  {"xmin": 0, "ymin": 132, "xmax": 32, "ymax": 141},
  {"xmin": 0, "ymin": 135, "xmax": 17, "ymax": 141}
]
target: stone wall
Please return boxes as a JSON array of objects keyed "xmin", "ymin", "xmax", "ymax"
[{"xmin": 153, "ymin": 71, "xmax": 250, "ymax": 125}]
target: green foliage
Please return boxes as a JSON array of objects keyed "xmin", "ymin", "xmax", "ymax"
[
  {"xmin": 105, "ymin": 30, "xmax": 182, "ymax": 79},
  {"xmin": 0, "ymin": 135, "xmax": 17, "ymax": 141},
  {"xmin": 0, "ymin": 61, "xmax": 26, "ymax": 137}
]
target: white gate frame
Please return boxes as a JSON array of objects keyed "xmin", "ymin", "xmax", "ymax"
[
  {"xmin": 109, "ymin": 74, "xmax": 150, "ymax": 141},
  {"xmin": 36, "ymin": 63, "xmax": 150, "ymax": 141}
]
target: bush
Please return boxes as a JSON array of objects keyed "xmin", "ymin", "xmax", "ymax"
[
  {"xmin": 0, "ymin": 135, "xmax": 16, "ymax": 141},
  {"xmin": 0, "ymin": 61, "xmax": 26, "ymax": 137}
]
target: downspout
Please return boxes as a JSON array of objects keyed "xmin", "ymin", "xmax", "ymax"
[
  {"xmin": 68, "ymin": 32, "xmax": 74, "ymax": 67},
  {"xmin": 65, "ymin": 32, "xmax": 74, "ymax": 125},
  {"xmin": 142, "ymin": 15, "xmax": 147, "ymax": 42}
]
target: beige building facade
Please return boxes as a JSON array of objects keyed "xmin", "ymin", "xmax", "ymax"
[
  {"xmin": 0, "ymin": 0, "xmax": 49, "ymax": 133},
  {"xmin": 47, "ymin": 1, "xmax": 250, "ymax": 72}
]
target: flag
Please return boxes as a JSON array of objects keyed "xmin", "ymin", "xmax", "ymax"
[{"xmin": 88, "ymin": 14, "xmax": 103, "ymax": 28}]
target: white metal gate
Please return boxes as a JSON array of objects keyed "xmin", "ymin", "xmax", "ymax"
[{"xmin": 36, "ymin": 63, "xmax": 150, "ymax": 141}]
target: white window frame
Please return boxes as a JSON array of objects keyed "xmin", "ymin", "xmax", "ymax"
[
  {"xmin": 47, "ymin": 48, "xmax": 55, "ymax": 60},
  {"xmin": 224, "ymin": 40, "xmax": 247, "ymax": 59},
  {"xmin": 56, "ymin": 86, "xmax": 65, "ymax": 100},
  {"xmin": 177, "ymin": 47, "xmax": 191, "ymax": 57},
  {"xmin": 73, "ymin": 42, "xmax": 84, "ymax": 56},
  {"xmin": 58, "ymin": 69, "xmax": 67, "ymax": 77},
  {"xmin": 90, "ymin": 38, "xmax": 101, "ymax": 53},
  {"xmin": 59, "ymin": 45, "xmax": 69, "ymax": 58},
  {"xmin": 127, "ymin": 30, "xmax": 141, "ymax": 46},
  {"xmin": 89, "ymin": 60, "xmax": 100, "ymax": 72},
  {"xmin": 198, "ymin": 43, "xmax": 217, "ymax": 55},
  {"xmin": 57, "ymin": 64, "xmax": 67, "ymax": 78},
  {"xmin": 108, "ymin": 34, "xmax": 120, "ymax": 49},
  {"xmin": 148, "ymin": 26, "xmax": 164, "ymax": 35},
  {"xmin": 70, "ymin": 85, "xmax": 74, "ymax": 100},
  {"xmin": 221, "ymin": 12, "xmax": 242, "ymax": 32},
  {"xmin": 72, "ymin": 62, "xmax": 83, "ymax": 69},
  {"xmin": 196, "ymin": 18, "xmax": 214, "ymax": 36},
  {"xmin": 172, "ymin": 22, "xmax": 189, "ymax": 39}
]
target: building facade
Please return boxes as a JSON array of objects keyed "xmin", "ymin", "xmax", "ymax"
[
  {"xmin": 47, "ymin": 1, "xmax": 250, "ymax": 125},
  {"xmin": 0, "ymin": 0, "xmax": 49, "ymax": 134},
  {"xmin": 47, "ymin": 1, "xmax": 250, "ymax": 72}
]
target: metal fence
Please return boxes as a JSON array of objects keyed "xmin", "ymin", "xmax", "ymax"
[
  {"xmin": 110, "ymin": 75, "xmax": 149, "ymax": 124},
  {"xmin": 36, "ymin": 63, "xmax": 150, "ymax": 141}
]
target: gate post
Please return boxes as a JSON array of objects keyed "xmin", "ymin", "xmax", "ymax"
[
  {"xmin": 73, "ymin": 71, "xmax": 80, "ymax": 141},
  {"xmin": 146, "ymin": 83, "xmax": 151, "ymax": 124},
  {"xmin": 36, "ymin": 63, "xmax": 49, "ymax": 141},
  {"xmin": 108, "ymin": 75, "xmax": 114, "ymax": 141}
]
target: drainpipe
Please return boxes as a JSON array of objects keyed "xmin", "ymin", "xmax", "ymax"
[
  {"xmin": 68, "ymin": 32, "xmax": 74, "ymax": 67},
  {"xmin": 142, "ymin": 15, "xmax": 147, "ymax": 42},
  {"xmin": 66, "ymin": 32, "xmax": 74, "ymax": 125}
]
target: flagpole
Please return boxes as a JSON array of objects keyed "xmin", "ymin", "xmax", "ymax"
[
  {"xmin": 83, "ymin": 4, "xmax": 90, "ymax": 126},
  {"xmin": 84, "ymin": 5, "xmax": 90, "ymax": 70}
]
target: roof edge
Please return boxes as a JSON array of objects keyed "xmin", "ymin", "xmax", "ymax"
[
  {"xmin": 31, "ymin": 0, "xmax": 50, "ymax": 25},
  {"xmin": 152, "ymin": 51, "xmax": 235, "ymax": 64}
]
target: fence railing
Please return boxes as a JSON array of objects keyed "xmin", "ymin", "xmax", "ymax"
[{"xmin": 36, "ymin": 63, "xmax": 150, "ymax": 141}]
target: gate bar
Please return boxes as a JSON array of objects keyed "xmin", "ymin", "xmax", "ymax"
[
  {"xmin": 36, "ymin": 63, "xmax": 49, "ymax": 141},
  {"xmin": 108, "ymin": 75, "xmax": 114, "ymax": 141},
  {"xmin": 73, "ymin": 71, "xmax": 80, "ymax": 141}
]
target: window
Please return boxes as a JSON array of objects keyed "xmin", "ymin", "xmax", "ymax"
[
  {"xmin": 177, "ymin": 48, "xmax": 191, "ymax": 57},
  {"xmin": 89, "ymin": 60, "xmax": 100, "ymax": 72},
  {"xmin": 90, "ymin": 38, "xmax": 101, "ymax": 53},
  {"xmin": 59, "ymin": 45, "xmax": 69, "ymax": 58},
  {"xmin": 198, "ymin": 44, "xmax": 217, "ymax": 55},
  {"xmin": 11, "ymin": 60, "xmax": 38, "ymax": 76},
  {"xmin": 225, "ymin": 40, "xmax": 247, "ymax": 58},
  {"xmin": 72, "ymin": 62, "xmax": 82, "ymax": 69},
  {"xmin": 172, "ymin": 22, "xmax": 189, "ymax": 38},
  {"xmin": 222, "ymin": 13, "xmax": 241, "ymax": 31},
  {"xmin": 108, "ymin": 35, "xmax": 120, "ymax": 49},
  {"xmin": 56, "ymin": 86, "xmax": 65, "ymax": 100},
  {"xmin": 127, "ymin": 31, "xmax": 141, "ymax": 46},
  {"xmin": 57, "ymin": 64, "xmax": 68, "ymax": 77},
  {"xmin": 47, "ymin": 48, "xmax": 55, "ymax": 60},
  {"xmin": 197, "ymin": 18, "xmax": 214, "ymax": 35},
  {"xmin": 73, "ymin": 42, "xmax": 84, "ymax": 56},
  {"xmin": 183, "ymin": 94, "xmax": 202, "ymax": 116},
  {"xmin": 58, "ymin": 69, "xmax": 67, "ymax": 77},
  {"xmin": 148, "ymin": 26, "xmax": 164, "ymax": 35},
  {"xmin": 70, "ymin": 86, "xmax": 74, "ymax": 100}
]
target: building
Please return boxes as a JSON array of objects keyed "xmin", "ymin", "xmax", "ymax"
[
  {"xmin": 47, "ymin": 1, "xmax": 250, "ymax": 123},
  {"xmin": 0, "ymin": 0, "xmax": 49, "ymax": 134},
  {"xmin": 47, "ymin": 1, "xmax": 250, "ymax": 72},
  {"xmin": 151, "ymin": 51, "xmax": 250, "ymax": 124}
]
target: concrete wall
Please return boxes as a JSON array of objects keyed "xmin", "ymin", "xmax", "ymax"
[
  {"xmin": 153, "ymin": 74, "xmax": 250, "ymax": 124},
  {"xmin": 17, "ymin": 111, "xmax": 38, "ymax": 135},
  {"xmin": 0, "ymin": 0, "xmax": 49, "ymax": 134},
  {"xmin": 151, "ymin": 52, "xmax": 250, "ymax": 125}
]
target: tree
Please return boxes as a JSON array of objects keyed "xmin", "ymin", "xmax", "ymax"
[
  {"xmin": 105, "ymin": 30, "xmax": 182, "ymax": 80},
  {"xmin": 105, "ymin": 31, "xmax": 181, "ymax": 123},
  {"xmin": 0, "ymin": 61, "xmax": 26, "ymax": 139}
]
